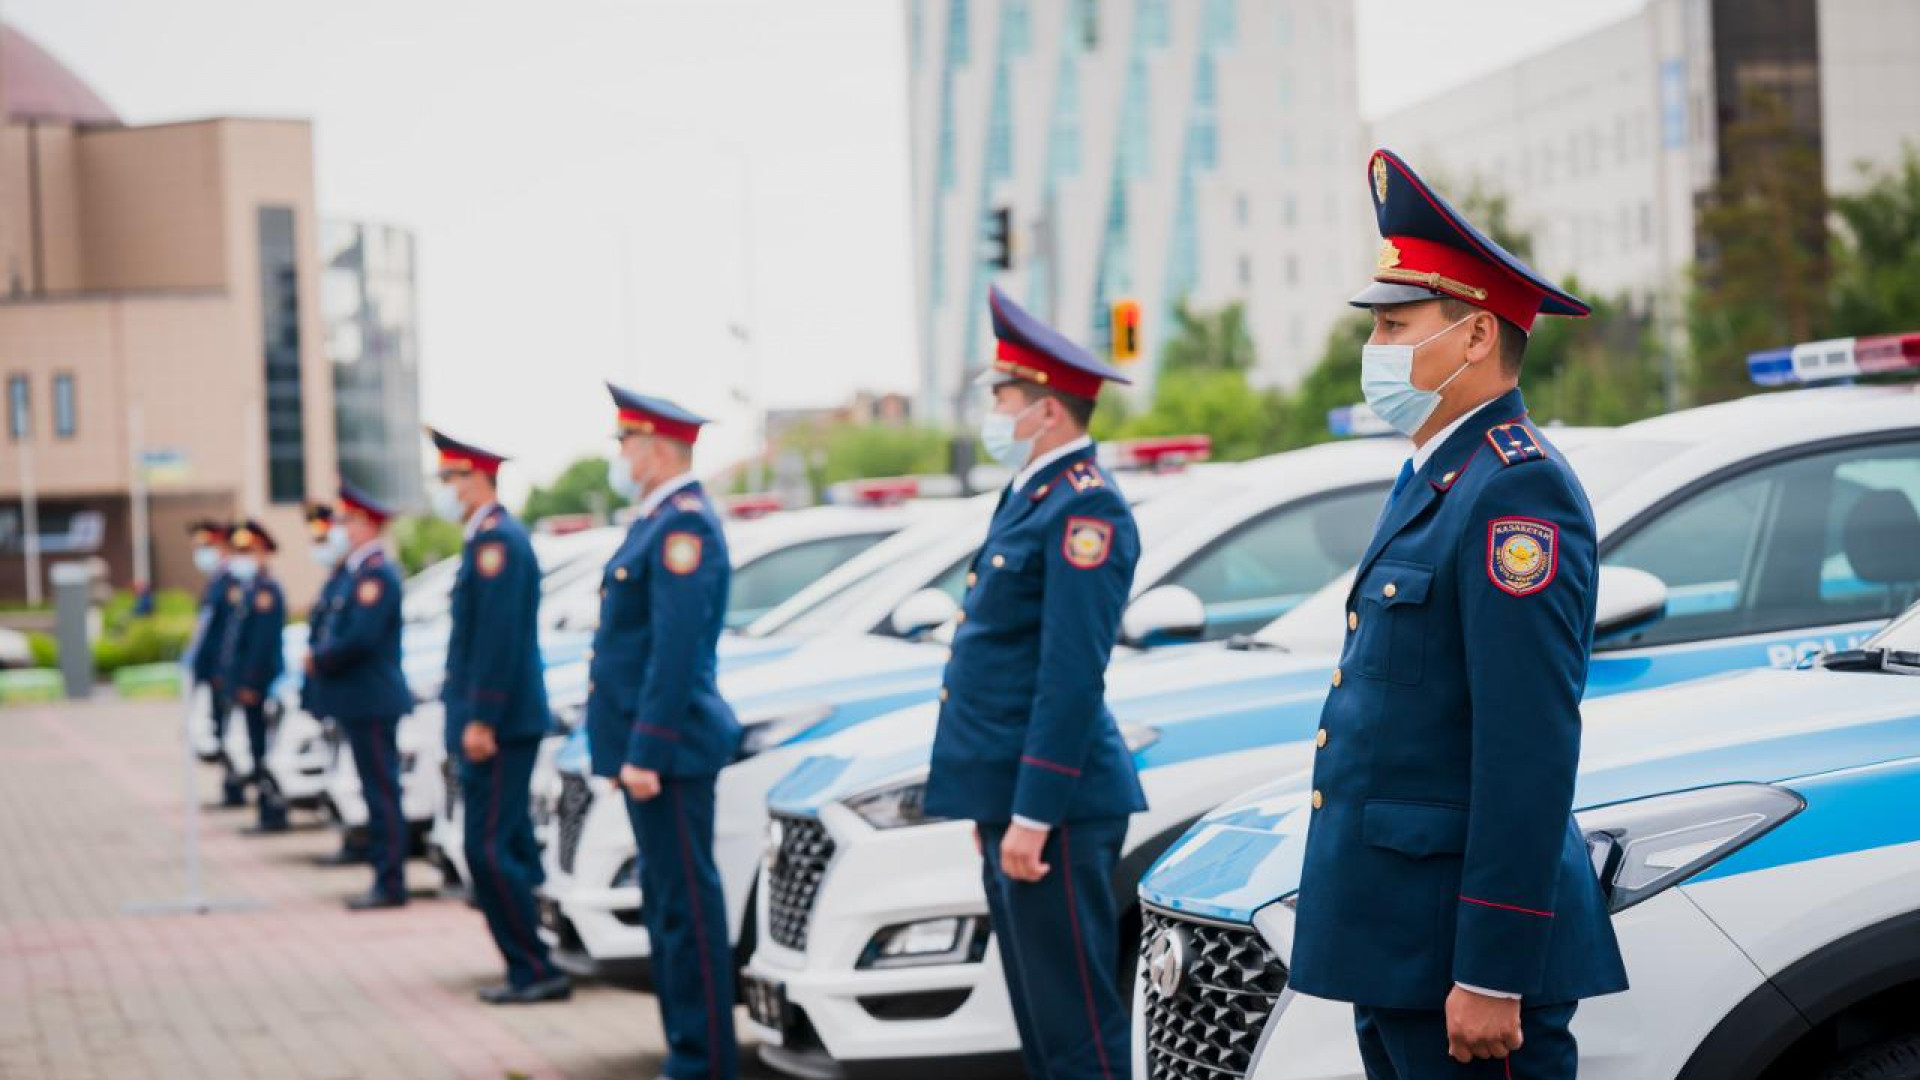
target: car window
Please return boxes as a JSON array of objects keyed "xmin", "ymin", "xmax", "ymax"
[
  {"xmin": 1602, "ymin": 440, "xmax": 1920, "ymax": 649},
  {"xmin": 727, "ymin": 532, "xmax": 889, "ymax": 629},
  {"xmin": 1163, "ymin": 484, "xmax": 1389, "ymax": 640}
]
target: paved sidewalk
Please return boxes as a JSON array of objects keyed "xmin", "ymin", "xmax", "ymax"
[{"xmin": 0, "ymin": 696, "xmax": 778, "ymax": 1080}]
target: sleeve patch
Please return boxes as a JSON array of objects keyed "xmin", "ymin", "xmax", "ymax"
[
  {"xmin": 253, "ymin": 588, "xmax": 274, "ymax": 612},
  {"xmin": 1487, "ymin": 517, "xmax": 1558, "ymax": 597},
  {"xmin": 1486, "ymin": 423, "xmax": 1545, "ymax": 466},
  {"xmin": 1062, "ymin": 517, "xmax": 1114, "ymax": 569},
  {"xmin": 475, "ymin": 542, "xmax": 506, "ymax": 578},
  {"xmin": 663, "ymin": 532, "xmax": 703, "ymax": 575},
  {"xmin": 356, "ymin": 578, "xmax": 383, "ymax": 606}
]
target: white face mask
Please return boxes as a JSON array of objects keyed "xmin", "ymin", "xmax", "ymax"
[
  {"xmin": 193, "ymin": 547, "xmax": 222, "ymax": 575},
  {"xmin": 980, "ymin": 400, "xmax": 1044, "ymax": 470},
  {"xmin": 608, "ymin": 455, "xmax": 642, "ymax": 502},
  {"xmin": 228, "ymin": 555, "xmax": 260, "ymax": 582},
  {"xmin": 430, "ymin": 484, "xmax": 465, "ymax": 523},
  {"xmin": 1360, "ymin": 314, "xmax": 1475, "ymax": 437},
  {"xmin": 310, "ymin": 529, "xmax": 350, "ymax": 568}
]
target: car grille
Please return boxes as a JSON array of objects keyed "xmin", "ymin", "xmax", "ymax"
[
  {"xmin": 441, "ymin": 759, "xmax": 460, "ymax": 821},
  {"xmin": 555, "ymin": 773, "xmax": 593, "ymax": 874},
  {"xmin": 766, "ymin": 814, "xmax": 834, "ymax": 951},
  {"xmin": 1142, "ymin": 905, "xmax": 1289, "ymax": 1080}
]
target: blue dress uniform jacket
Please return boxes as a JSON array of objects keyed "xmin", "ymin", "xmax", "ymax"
[
  {"xmin": 1289, "ymin": 388, "xmax": 1629, "ymax": 1009},
  {"xmin": 925, "ymin": 444, "xmax": 1146, "ymax": 826},
  {"xmin": 300, "ymin": 567, "xmax": 348, "ymax": 719},
  {"xmin": 219, "ymin": 575, "xmax": 286, "ymax": 704},
  {"xmin": 442, "ymin": 507, "xmax": 552, "ymax": 752},
  {"xmin": 584, "ymin": 482, "xmax": 741, "ymax": 779},
  {"xmin": 311, "ymin": 550, "xmax": 413, "ymax": 721},
  {"xmin": 191, "ymin": 569, "xmax": 236, "ymax": 684}
]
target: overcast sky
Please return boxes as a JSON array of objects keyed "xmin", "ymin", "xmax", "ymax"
[{"xmin": 8, "ymin": 0, "xmax": 1645, "ymax": 497}]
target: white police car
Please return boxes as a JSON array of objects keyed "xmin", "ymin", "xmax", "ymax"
[
  {"xmin": 536, "ymin": 438, "xmax": 1410, "ymax": 986},
  {"xmin": 743, "ymin": 362, "xmax": 1920, "ymax": 1077},
  {"xmin": 1137, "ymin": 592, "xmax": 1920, "ymax": 1080}
]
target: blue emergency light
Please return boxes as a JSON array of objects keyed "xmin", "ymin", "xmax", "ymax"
[
  {"xmin": 1747, "ymin": 332, "xmax": 1920, "ymax": 386},
  {"xmin": 1328, "ymin": 404, "xmax": 1394, "ymax": 438}
]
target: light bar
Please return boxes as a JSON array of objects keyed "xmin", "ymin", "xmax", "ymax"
[
  {"xmin": 1747, "ymin": 332, "xmax": 1920, "ymax": 386},
  {"xmin": 1106, "ymin": 434, "xmax": 1213, "ymax": 471},
  {"xmin": 1328, "ymin": 404, "xmax": 1394, "ymax": 437},
  {"xmin": 838, "ymin": 477, "xmax": 920, "ymax": 506},
  {"xmin": 726, "ymin": 494, "xmax": 784, "ymax": 520}
]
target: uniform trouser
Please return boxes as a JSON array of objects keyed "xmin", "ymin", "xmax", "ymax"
[
  {"xmin": 341, "ymin": 716, "xmax": 407, "ymax": 899},
  {"xmin": 625, "ymin": 776, "xmax": 738, "ymax": 1080},
  {"xmin": 979, "ymin": 816, "xmax": 1131, "ymax": 1080},
  {"xmin": 460, "ymin": 740, "xmax": 554, "ymax": 988},
  {"xmin": 240, "ymin": 701, "xmax": 287, "ymax": 826},
  {"xmin": 1354, "ymin": 1002, "xmax": 1578, "ymax": 1080}
]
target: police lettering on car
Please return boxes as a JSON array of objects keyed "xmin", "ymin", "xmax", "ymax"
[
  {"xmin": 306, "ymin": 482, "xmax": 414, "ymax": 910},
  {"xmin": 924, "ymin": 285, "xmax": 1144, "ymax": 1080},
  {"xmin": 585, "ymin": 384, "xmax": 741, "ymax": 1080},
  {"xmin": 429, "ymin": 426, "xmax": 569, "ymax": 1005},
  {"xmin": 216, "ymin": 519, "xmax": 289, "ymax": 832},
  {"xmin": 1289, "ymin": 149, "xmax": 1628, "ymax": 1079}
]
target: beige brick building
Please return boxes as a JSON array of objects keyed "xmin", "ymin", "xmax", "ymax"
[{"xmin": 0, "ymin": 24, "xmax": 338, "ymax": 606}]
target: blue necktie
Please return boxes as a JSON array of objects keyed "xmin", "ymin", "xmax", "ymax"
[{"xmin": 1376, "ymin": 460, "xmax": 1415, "ymax": 530}]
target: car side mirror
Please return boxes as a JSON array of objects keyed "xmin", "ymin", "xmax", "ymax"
[
  {"xmin": 1595, "ymin": 566, "xmax": 1668, "ymax": 642},
  {"xmin": 889, "ymin": 588, "xmax": 961, "ymax": 640},
  {"xmin": 1121, "ymin": 585, "xmax": 1208, "ymax": 649}
]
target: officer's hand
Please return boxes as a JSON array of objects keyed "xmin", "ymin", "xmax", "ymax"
[
  {"xmin": 620, "ymin": 765, "xmax": 662, "ymax": 802},
  {"xmin": 461, "ymin": 722, "xmax": 497, "ymax": 764},
  {"xmin": 234, "ymin": 688, "xmax": 259, "ymax": 707},
  {"xmin": 302, "ymin": 652, "xmax": 315, "ymax": 675},
  {"xmin": 999, "ymin": 823, "xmax": 1052, "ymax": 883},
  {"xmin": 1445, "ymin": 986, "xmax": 1523, "ymax": 1062}
]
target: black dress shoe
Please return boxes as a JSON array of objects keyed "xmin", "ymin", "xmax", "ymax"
[
  {"xmin": 345, "ymin": 891, "xmax": 408, "ymax": 911},
  {"xmin": 477, "ymin": 975, "xmax": 572, "ymax": 1005},
  {"xmin": 240, "ymin": 821, "xmax": 290, "ymax": 836},
  {"xmin": 313, "ymin": 848, "xmax": 370, "ymax": 867}
]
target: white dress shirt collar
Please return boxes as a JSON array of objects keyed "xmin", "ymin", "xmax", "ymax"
[
  {"xmin": 345, "ymin": 540, "xmax": 385, "ymax": 573},
  {"xmin": 1411, "ymin": 398, "xmax": 1497, "ymax": 473},
  {"xmin": 463, "ymin": 501, "xmax": 500, "ymax": 542},
  {"xmin": 636, "ymin": 471, "xmax": 700, "ymax": 520},
  {"xmin": 1013, "ymin": 434, "xmax": 1094, "ymax": 494}
]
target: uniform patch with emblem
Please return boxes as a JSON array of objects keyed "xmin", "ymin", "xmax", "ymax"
[
  {"xmin": 1372, "ymin": 153, "xmax": 1390, "ymax": 203},
  {"xmin": 476, "ymin": 542, "xmax": 506, "ymax": 578},
  {"xmin": 663, "ymin": 532, "xmax": 702, "ymax": 575},
  {"xmin": 1066, "ymin": 462, "xmax": 1105, "ymax": 493},
  {"xmin": 253, "ymin": 588, "xmax": 275, "ymax": 612},
  {"xmin": 1487, "ymin": 517, "xmax": 1558, "ymax": 597},
  {"xmin": 356, "ymin": 578, "xmax": 383, "ymax": 606},
  {"xmin": 1062, "ymin": 517, "xmax": 1114, "ymax": 570}
]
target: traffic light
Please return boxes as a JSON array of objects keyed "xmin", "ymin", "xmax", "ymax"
[
  {"xmin": 985, "ymin": 206, "xmax": 1013, "ymax": 271},
  {"xmin": 1111, "ymin": 298, "xmax": 1141, "ymax": 363}
]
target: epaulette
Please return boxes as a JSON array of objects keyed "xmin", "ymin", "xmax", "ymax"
[
  {"xmin": 672, "ymin": 492, "xmax": 706, "ymax": 514},
  {"xmin": 1065, "ymin": 460, "xmax": 1105, "ymax": 493},
  {"xmin": 480, "ymin": 509, "xmax": 504, "ymax": 531},
  {"xmin": 1486, "ymin": 422, "xmax": 1546, "ymax": 467}
]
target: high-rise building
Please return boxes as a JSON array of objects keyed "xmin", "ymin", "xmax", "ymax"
[
  {"xmin": 1369, "ymin": 0, "xmax": 1920, "ymax": 377},
  {"xmin": 323, "ymin": 221, "xmax": 425, "ymax": 512},
  {"xmin": 905, "ymin": 0, "xmax": 1367, "ymax": 426}
]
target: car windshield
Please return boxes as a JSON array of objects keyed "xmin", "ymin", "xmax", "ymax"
[{"xmin": 1563, "ymin": 438, "xmax": 1690, "ymax": 504}]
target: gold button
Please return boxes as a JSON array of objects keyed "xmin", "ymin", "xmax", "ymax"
[
  {"xmin": 1331, "ymin": 667, "xmax": 1343, "ymax": 688},
  {"xmin": 939, "ymin": 687, "xmax": 950, "ymax": 702},
  {"xmin": 1383, "ymin": 582, "xmax": 1397, "ymax": 599},
  {"xmin": 1312, "ymin": 790, "xmax": 1324, "ymax": 810},
  {"xmin": 954, "ymin": 612, "xmax": 966, "ymax": 625},
  {"xmin": 615, "ymin": 567, "xmax": 628, "ymax": 581},
  {"xmin": 1442, "ymin": 471, "xmax": 1457, "ymax": 485},
  {"xmin": 1347, "ymin": 611, "xmax": 1358, "ymax": 631},
  {"xmin": 1315, "ymin": 729, "xmax": 1328, "ymax": 748},
  {"xmin": 966, "ymin": 572, "xmax": 978, "ymax": 588},
  {"xmin": 991, "ymin": 555, "xmax": 1006, "ymax": 569}
]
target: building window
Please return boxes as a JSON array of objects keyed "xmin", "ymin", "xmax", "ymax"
[
  {"xmin": 1141, "ymin": 0, "xmax": 1170, "ymax": 47},
  {"xmin": 1640, "ymin": 201, "xmax": 1654, "ymax": 246},
  {"xmin": 1286, "ymin": 254, "xmax": 1299, "ymax": 286},
  {"xmin": 53, "ymin": 374, "xmax": 74, "ymax": 438},
  {"xmin": 6, "ymin": 375, "xmax": 26, "ymax": 439},
  {"xmin": 1283, "ymin": 193, "xmax": 1297, "ymax": 227},
  {"xmin": 1237, "ymin": 255, "xmax": 1252, "ymax": 287},
  {"xmin": 259, "ymin": 206, "xmax": 307, "ymax": 504},
  {"xmin": 1235, "ymin": 193, "xmax": 1249, "ymax": 226},
  {"xmin": 1077, "ymin": 0, "xmax": 1098, "ymax": 49},
  {"xmin": 1203, "ymin": 0, "xmax": 1237, "ymax": 48}
]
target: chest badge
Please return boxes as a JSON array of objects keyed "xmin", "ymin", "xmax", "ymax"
[
  {"xmin": 1063, "ymin": 517, "xmax": 1114, "ymax": 570},
  {"xmin": 1487, "ymin": 518, "xmax": 1558, "ymax": 597},
  {"xmin": 663, "ymin": 532, "xmax": 703, "ymax": 575},
  {"xmin": 475, "ymin": 542, "xmax": 506, "ymax": 578}
]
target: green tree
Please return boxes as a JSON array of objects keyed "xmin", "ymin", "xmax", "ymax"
[
  {"xmin": 392, "ymin": 516, "xmax": 464, "ymax": 575},
  {"xmin": 1108, "ymin": 369, "xmax": 1292, "ymax": 461},
  {"xmin": 1526, "ymin": 285, "xmax": 1664, "ymax": 426},
  {"xmin": 1688, "ymin": 89, "xmax": 1830, "ymax": 402},
  {"xmin": 1827, "ymin": 144, "xmax": 1920, "ymax": 338},
  {"xmin": 1159, "ymin": 299, "xmax": 1256, "ymax": 374},
  {"xmin": 522, "ymin": 456, "xmax": 618, "ymax": 525},
  {"xmin": 1282, "ymin": 311, "xmax": 1374, "ymax": 446},
  {"xmin": 778, "ymin": 422, "xmax": 953, "ymax": 499}
]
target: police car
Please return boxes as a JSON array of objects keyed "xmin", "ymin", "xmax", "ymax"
[
  {"xmin": 535, "ymin": 437, "xmax": 1410, "ymax": 985},
  {"xmin": 1137, "ymin": 592, "xmax": 1920, "ymax": 1080},
  {"xmin": 742, "ymin": 367, "xmax": 1920, "ymax": 1077}
]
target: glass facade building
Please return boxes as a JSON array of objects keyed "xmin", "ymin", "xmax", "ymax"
[{"xmin": 322, "ymin": 221, "xmax": 425, "ymax": 511}]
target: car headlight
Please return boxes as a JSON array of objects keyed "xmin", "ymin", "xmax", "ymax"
[
  {"xmin": 844, "ymin": 772, "xmax": 943, "ymax": 830},
  {"xmin": 1578, "ymin": 782, "xmax": 1804, "ymax": 913},
  {"xmin": 857, "ymin": 915, "xmax": 990, "ymax": 969},
  {"xmin": 737, "ymin": 702, "xmax": 834, "ymax": 759}
]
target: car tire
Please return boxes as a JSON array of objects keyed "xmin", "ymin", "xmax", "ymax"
[{"xmin": 1817, "ymin": 1032, "xmax": 1920, "ymax": 1080}]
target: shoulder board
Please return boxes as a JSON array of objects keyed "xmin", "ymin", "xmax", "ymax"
[
  {"xmin": 671, "ymin": 492, "xmax": 706, "ymax": 514},
  {"xmin": 1486, "ymin": 422, "xmax": 1546, "ymax": 467},
  {"xmin": 363, "ymin": 550, "xmax": 385, "ymax": 569},
  {"xmin": 480, "ymin": 509, "xmax": 504, "ymax": 532},
  {"xmin": 1065, "ymin": 460, "xmax": 1105, "ymax": 493}
]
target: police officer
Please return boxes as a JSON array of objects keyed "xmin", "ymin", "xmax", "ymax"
[
  {"xmin": 1288, "ymin": 149, "xmax": 1628, "ymax": 1079},
  {"xmin": 585, "ymin": 385, "xmax": 740, "ymax": 1080},
  {"xmin": 185, "ymin": 520, "xmax": 239, "ymax": 787},
  {"xmin": 216, "ymin": 519, "xmax": 290, "ymax": 833},
  {"xmin": 925, "ymin": 286, "xmax": 1144, "ymax": 1080},
  {"xmin": 302, "ymin": 503, "xmax": 369, "ymax": 867},
  {"xmin": 428, "ymin": 426, "xmax": 570, "ymax": 1004},
  {"xmin": 306, "ymin": 482, "xmax": 414, "ymax": 909}
]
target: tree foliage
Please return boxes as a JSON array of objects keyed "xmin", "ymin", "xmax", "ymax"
[
  {"xmin": 1828, "ymin": 145, "xmax": 1920, "ymax": 338},
  {"xmin": 522, "ymin": 456, "xmax": 618, "ymax": 525},
  {"xmin": 392, "ymin": 516, "xmax": 464, "ymax": 576}
]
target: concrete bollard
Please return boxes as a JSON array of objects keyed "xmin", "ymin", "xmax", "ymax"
[{"xmin": 51, "ymin": 561, "xmax": 94, "ymax": 699}]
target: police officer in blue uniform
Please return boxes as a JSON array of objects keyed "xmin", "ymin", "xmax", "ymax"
[
  {"xmin": 1288, "ymin": 149, "xmax": 1628, "ymax": 1079},
  {"xmin": 216, "ymin": 519, "xmax": 290, "ymax": 833},
  {"xmin": 925, "ymin": 286, "xmax": 1145, "ymax": 1080},
  {"xmin": 185, "ymin": 520, "xmax": 240, "ymax": 789},
  {"xmin": 586, "ymin": 384, "xmax": 740, "ymax": 1080},
  {"xmin": 306, "ymin": 482, "xmax": 415, "ymax": 909},
  {"xmin": 428, "ymin": 426, "xmax": 570, "ymax": 1005},
  {"xmin": 302, "ymin": 502, "xmax": 370, "ymax": 867}
]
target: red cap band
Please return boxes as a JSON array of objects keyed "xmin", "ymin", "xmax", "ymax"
[
  {"xmin": 992, "ymin": 340, "xmax": 1103, "ymax": 400},
  {"xmin": 617, "ymin": 408, "xmax": 700, "ymax": 445}
]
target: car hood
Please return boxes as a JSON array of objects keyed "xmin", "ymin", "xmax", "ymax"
[{"xmin": 1139, "ymin": 665, "xmax": 1920, "ymax": 923}]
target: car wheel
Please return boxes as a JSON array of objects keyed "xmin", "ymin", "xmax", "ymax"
[{"xmin": 1817, "ymin": 1032, "xmax": 1920, "ymax": 1080}]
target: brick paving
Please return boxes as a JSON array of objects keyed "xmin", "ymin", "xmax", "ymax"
[{"xmin": 0, "ymin": 696, "xmax": 779, "ymax": 1080}]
